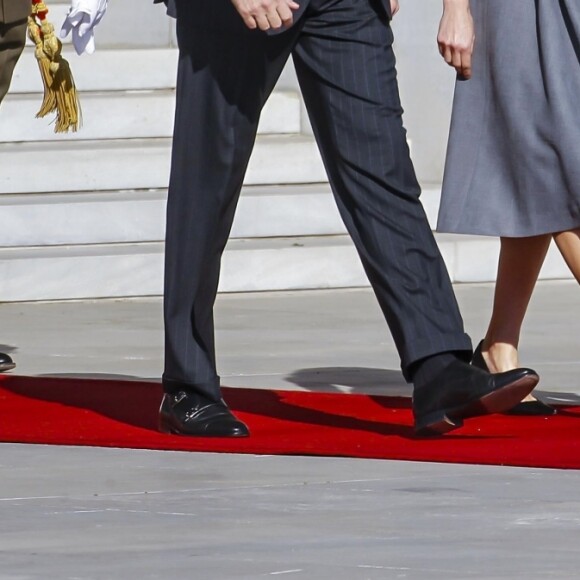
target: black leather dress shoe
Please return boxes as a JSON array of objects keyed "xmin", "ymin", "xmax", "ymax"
[
  {"xmin": 0, "ymin": 352, "xmax": 15, "ymax": 373},
  {"xmin": 472, "ymin": 341, "xmax": 556, "ymax": 416},
  {"xmin": 413, "ymin": 359, "xmax": 539, "ymax": 436},
  {"xmin": 159, "ymin": 390, "xmax": 250, "ymax": 437}
]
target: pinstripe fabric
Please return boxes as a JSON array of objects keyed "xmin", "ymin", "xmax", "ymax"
[
  {"xmin": 163, "ymin": 6, "xmax": 298, "ymax": 401},
  {"xmin": 163, "ymin": 0, "xmax": 472, "ymax": 401}
]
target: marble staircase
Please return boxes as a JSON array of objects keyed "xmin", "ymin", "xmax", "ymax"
[{"xmin": 0, "ymin": 1, "xmax": 571, "ymax": 301}]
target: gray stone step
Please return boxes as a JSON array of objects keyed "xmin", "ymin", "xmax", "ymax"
[
  {"xmin": 437, "ymin": 234, "xmax": 570, "ymax": 284},
  {"xmin": 10, "ymin": 47, "xmax": 299, "ymax": 95},
  {"xmin": 9, "ymin": 48, "xmax": 179, "ymax": 94},
  {"xmin": 0, "ymin": 184, "xmax": 447, "ymax": 248},
  {"xmin": 0, "ymin": 237, "xmax": 363, "ymax": 302},
  {"xmin": 0, "ymin": 134, "xmax": 327, "ymax": 195},
  {"xmin": 0, "ymin": 233, "xmax": 571, "ymax": 302},
  {"xmin": 0, "ymin": 185, "xmax": 343, "ymax": 247},
  {"xmin": 0, "ymin": 89, "xmax": 301, "ymax": 142}
]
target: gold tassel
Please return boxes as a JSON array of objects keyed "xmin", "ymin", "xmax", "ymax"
[{"xmin": 28, "ymin": 0, "xmax": 82, "ymax": 133}]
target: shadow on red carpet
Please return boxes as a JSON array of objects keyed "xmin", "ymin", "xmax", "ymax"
[{"xmin": 0, "ymin": 374, "xmax": 579, "ymax": 469}]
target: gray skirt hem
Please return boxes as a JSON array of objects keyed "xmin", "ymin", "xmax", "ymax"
[{"xmin": 436, "ymin": 218, "xmax": 580, "ymax": 238}]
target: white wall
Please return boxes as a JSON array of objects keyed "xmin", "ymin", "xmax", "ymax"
[{"xmin": 393, "ymin": 2, "xmax": 457, "ymax": 184}]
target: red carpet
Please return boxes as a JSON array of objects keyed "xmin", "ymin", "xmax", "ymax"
[{"xmin": 0, "ymin": 374, "xmax": 579, "ymax": 469}]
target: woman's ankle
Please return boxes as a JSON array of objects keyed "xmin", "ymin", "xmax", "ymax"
[{"xmin": 481, "ymin": 339, "xmax": 519, "ymax": 373}]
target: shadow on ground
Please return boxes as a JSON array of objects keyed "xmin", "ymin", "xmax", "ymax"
[{"xmin": 285, "ymin": 366, "xmax": 410, "ymax": 396}]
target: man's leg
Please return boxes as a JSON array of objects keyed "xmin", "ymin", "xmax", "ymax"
[
  {"xmin": 0, "ymin": 18, "xmax": 27, "ymax": 105},
  {"xmin": 293, "ymin": 0, "xmax": 471, "ymax": 376},
  {"xmin": 160, "ymin": 3, "xmax": 300, "ymax": 435},
  {"xmin": 0, "ymin": 19, "xmax": 27, "ymax": 372},
  {"xmin": 293, "ymin": 0, "xmax": 539, "ymax": 434}
]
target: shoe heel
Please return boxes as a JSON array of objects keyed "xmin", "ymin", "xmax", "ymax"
[
  {"xmin": 158, "ymin": 414, "xmax": 173, "ymax": 435},
  {"xmin": 415, "ymin": 411, "xmax": 463, "ymax": 436}
]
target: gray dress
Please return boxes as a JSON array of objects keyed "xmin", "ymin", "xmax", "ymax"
[{"xmin": 437, "ymin": 0, "xmax": 580, "ymax": 237}]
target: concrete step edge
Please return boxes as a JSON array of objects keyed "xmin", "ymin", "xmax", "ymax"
[
  {"xmin": 1, "ymin": 89, "xmax": 302, "ymax": 143},
  {"xmin": 0, "ymin": 134, "xmax": 328, "ymax": 194}
]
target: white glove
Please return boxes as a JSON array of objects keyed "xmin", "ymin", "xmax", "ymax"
[{"xmin": 60, "ymin": 0, "xmax": 108, "ymax": 56}]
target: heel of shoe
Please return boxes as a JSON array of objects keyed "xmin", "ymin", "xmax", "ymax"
[
  {"xmin": 158, "ymin": 413, "xmax": 174, "ymax": 435},
  {"xmin": 506, "ymin": 399, "xmax": 556, "ymax": 416},
  {"xmin": 415, "ymin": 411, "xmax": 463, "ymax": 437},
  {"xmin": 471, "ymin": 340, "xmax": 489, "ymax": 372},
  {"xmin": 158, "ymin": 394, "xmax": 176, "ymax": 434}
]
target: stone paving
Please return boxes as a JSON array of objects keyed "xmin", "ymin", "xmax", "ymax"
[{"xmin": 0, "ymin": 281, "xmax": 579, "ymax": 578}]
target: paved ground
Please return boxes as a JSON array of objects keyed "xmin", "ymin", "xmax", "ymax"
[{"xmin": 1, "ymin": 281, "xmax": 579, "ymax": 579}]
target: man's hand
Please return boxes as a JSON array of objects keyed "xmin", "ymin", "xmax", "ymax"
[
  {"xmin": 391, "ymin": 0, "xmax": 399, "ymax": 18},
  {"xmin": 60, "ymin": 0, "xmax": 108, "ymax": 55},
  {"xmin": 437, "ymin": 0, "xmax": 474, "ymax": 79},
  {"xmin": 231, "ymin": 0, "xmax": 300, "ymax": 31}
]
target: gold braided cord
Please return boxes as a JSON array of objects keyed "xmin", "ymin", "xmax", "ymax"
[
  {"xmin": 28, "ymin": 1, "xmax": 82, "ymax": 133},
  {"xmin": 31, "ymin": 1, "xmax": 48, "ymax": 14}
]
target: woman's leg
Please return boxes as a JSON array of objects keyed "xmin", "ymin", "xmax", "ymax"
[
  {"xmin": 554, "ymin": 228, "xmax": 580, "ymax": 283},
  {"xmin": 482, "ymin": 236, "xmax": 551, "ymax": 382}
]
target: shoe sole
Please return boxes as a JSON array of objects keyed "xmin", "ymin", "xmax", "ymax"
[
  {"xmin": 415, "ymin": 373, "xmax": 540, "ymax": 437},
  {"xmin": 158, "ymin": 414, "xmax": 250, "ymax": 438},
  {"xmin": 0, "ymin": 363, "xmax": 16, "ymax": 373}
]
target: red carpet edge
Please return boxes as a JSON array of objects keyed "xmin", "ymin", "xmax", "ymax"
[{"xmin": 0, "ymin": 375, "xmax": 579, "ymax": 469}]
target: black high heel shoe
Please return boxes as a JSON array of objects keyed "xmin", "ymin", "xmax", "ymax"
[
  {"xmin": 0, "ymin": 352, "xmax": 15, "ymax": 372},
  {"xmin": 472, "ymin": 341, "xmax": 556, "ymax": 416}
]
